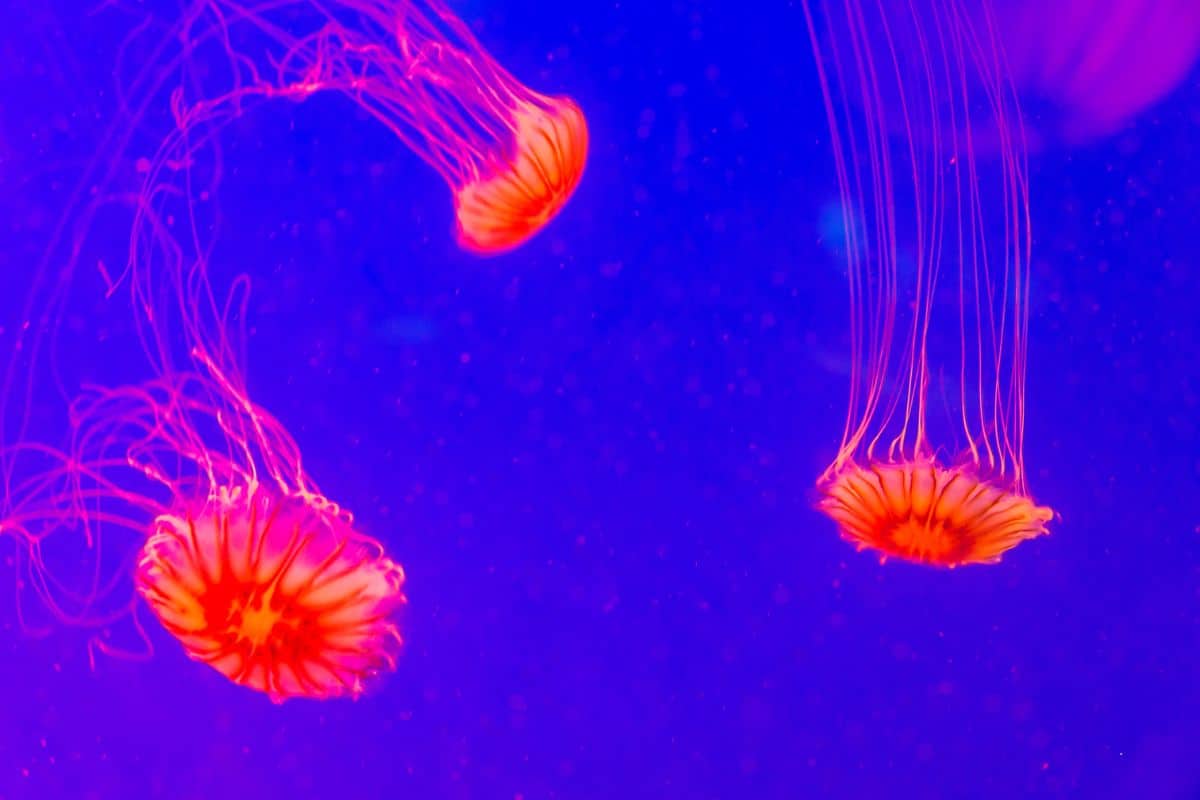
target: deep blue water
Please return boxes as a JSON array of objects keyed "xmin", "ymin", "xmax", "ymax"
[{"xmin": 1, "ymin": 2, "xmax": 1199, "ymax": 798}]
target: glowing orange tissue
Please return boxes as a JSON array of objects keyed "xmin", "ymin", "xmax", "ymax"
[
  {"xmin": 820, "ymin": 462, "xmax": 1052, "ymax": 567},
  {"xmin": 136, "ymin": 487, "xmax": 405, "ymax": 701},
  {"xmin": 454, "ymin": 100, "xmax": 588, "ymax": 253}
]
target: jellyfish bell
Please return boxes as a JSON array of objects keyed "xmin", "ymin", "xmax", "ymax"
[
  {"xmin": 453, "ymin": 97, "xmax": 588, "ymax": 254},
  {"xmin": 137, "ymin": 484, "xmax": 405, "ymax": 702},
  {"xmin": 818, "ymin": 460, "xmax": 1052, "ymax": 568},
  {"xmin": 802, "ymin": 0, "xmax": 1053, "ymax": 566}
]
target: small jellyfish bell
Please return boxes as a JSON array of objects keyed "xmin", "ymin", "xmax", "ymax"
[
  {"xmin": 1, "ymin": 355, "xmax": 406, "ymax": 701},
  {"xmin": 453, "ymin": 98, "xmax": 589, "ymax": 254},
  {"xmin": 802, "ymin": 0, "xmax": 1053, "ymax": 566},
  {"xmin": 285, "ymin": 0, "xmax": 590, "ymax": 253}
]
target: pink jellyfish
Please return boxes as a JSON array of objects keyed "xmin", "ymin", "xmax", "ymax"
[
  {"xmin": 992, "ymin": 0, "xmax": 1200, "ymax": 144},
  {"xmin": 812, "ymin": 0, "xmax": 1200, "ymax": 151}
]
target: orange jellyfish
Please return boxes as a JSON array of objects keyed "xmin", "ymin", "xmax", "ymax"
[
  {"xmin": 802, "ymin": 0, "xmax": 1053, "ymax": 566},
  {"xmin": 280, "ymin": 0, "xmax": 589, "ymax": 252},
  {"xmin": 145, "ymin": 0, "xmax": 587, "ymax": 254},
  {"xmin": 1, "ymin": 354, "xmax": 406, "ymax": 702}
]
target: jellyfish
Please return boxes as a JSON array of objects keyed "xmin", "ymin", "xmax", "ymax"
[
  {"xmin": 801, "ymin": 0, "xmax": 1053, "ymax": 566},
  {"xmin": 278, "ymin": 0, "xmax": 589, "ymax": 252},
  {"xmin": 817, "ymin": 0, "xmax": 1200, "ymax": 149},
  {"xmin": 989, "ymin": 0, "xmax": 1200, "ymax": 144},
  {"xmin": 2, "ymin": 352, "xmax": 406, "ymax": 702},
  {"xmin": 135, "ymin": 0, "xmax": 587, "ymax": 255}
]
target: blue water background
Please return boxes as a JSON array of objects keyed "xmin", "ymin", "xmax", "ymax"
[{"xmin": 1, "ymin": 1, "xmax": 1199, "ymax": 798}]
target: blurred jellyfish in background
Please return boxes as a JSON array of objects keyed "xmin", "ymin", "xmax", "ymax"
[
  {"xmin": 817, "ymin": 0, "xmax": 1200, "ymax": 151},
  {"xmin": 990, "ymin": 0, "xmax": 1200, "ymax": 145}
]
